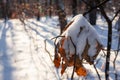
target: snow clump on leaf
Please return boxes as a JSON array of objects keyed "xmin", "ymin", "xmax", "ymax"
[{"xmin": 53, "ymin": 14, "xmax": 102, "ymax": 76}]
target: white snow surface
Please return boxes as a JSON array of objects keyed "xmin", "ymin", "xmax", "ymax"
[{"xmin": 0, "ymin": 15, "xmax": 120, "ymax": 80}]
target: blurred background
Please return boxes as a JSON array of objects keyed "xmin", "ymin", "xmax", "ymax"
[{"xmin": 0, "ymin": 0, "xmax": 119, "ymax": 19}]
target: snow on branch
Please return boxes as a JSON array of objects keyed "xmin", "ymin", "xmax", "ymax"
[{"xmin": 53, "ymin": 14, "xmax": 103, "ymax": 77}]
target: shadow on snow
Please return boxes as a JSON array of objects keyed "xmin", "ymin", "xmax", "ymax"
[{"xmin": 0, "ymin": 21, "xmax": 15, "ymax": 80}]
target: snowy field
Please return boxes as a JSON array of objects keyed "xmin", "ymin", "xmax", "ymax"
[{"xmin": 0, "ymin": 15, "xmax": 120, "ymax": 80}]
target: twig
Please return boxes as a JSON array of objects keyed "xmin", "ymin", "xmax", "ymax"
[
  {"xmin": 69, "ymin": 36, "xmax": 76, "ymax": 80},
  {"xmin": 94, "ymin": 55, "xmax": 102, "ymax": 65},
  {"xmin": 44, "ymin": 35, "xmax": 65, "ymax": 59},
  {"xmin": 44, "ymin": 39, "xmax": 53, "ymax": 61},
  {"xmin": 93, "ymin": 64, "xmax": 101, "ymax": 80},
  {"xmin": 101, "ymin": 49, "xmax": 107, "ymax": 57},
  {"xmin": 102, "ymin": 47, "xmax": 120, "ymax": 52},
  {"xmin": 52, "ymin": 35, "xmax": 65, "ymax": 55},
  {"xmin": 113, "ymin": 35, "xmax": 120, "ymax": 80},
  {"xmin": 111, "ymin": 9, "xmax": 120, "ymax": 22},
  {"xmin": 51, "ymin": 35, "xmax": 65, "ymax": 40}
]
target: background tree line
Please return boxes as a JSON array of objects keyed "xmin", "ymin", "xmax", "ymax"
[
  {"xmin": 0, "ymin": 0, "xmax": 119, "ymax": 25},
  {"xmin": 0, "ymin": 0, "xmax": 118, "ymax": 18},
  {"xmin": 0, "ymin": 0, "xmax": 88, "ymax": 34}
]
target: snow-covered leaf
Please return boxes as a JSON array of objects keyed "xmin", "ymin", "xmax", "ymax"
[{"xmin": 53, "ymin": 14, "xmax": 102, "ymax": 76}]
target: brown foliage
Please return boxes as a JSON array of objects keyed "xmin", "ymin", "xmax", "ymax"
[
  {"xmin": 75, "ymin": 67, "xmax": 87, "ymax": 76},
  {"xmin": 53, "ymin": 36, "xmax": 102, "ymax": 76},
  {"xmin": 53, "ymin": 37, "xmax": 87, "ymax": 76}
]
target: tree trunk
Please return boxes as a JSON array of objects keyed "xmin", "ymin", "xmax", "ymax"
[
  {"xmin": 49, "ymin": 0, "xmax": 52, "ymax": 18},
  {"xmin": 89, "ymin": 9, "xmax": 97, "ymax": 25},
  {"xmin": 0, "ymin": 1, "xmax": 2, "ymax": 18},
  {"xmin": 55, "ymin": 0, "xmax": 67, "ymax": 34},
  {"xmin": 5, "ymin": 0, "xmax": 9, "ymax": 20},
  {"xmin": 72, "ymin": 0, "xmax": 77, "ymax": 17},
  {"xmin": 99, "ymin": 4, "xmax": 112, "ymax": 80},
  {"xmin": 88, "ymin": 0, "xmax": 97, "ymax": 25},
  {"xmin": 105, "ymin": 21, "xmax": 112, "ymax": 80},
  {"xmin": 37, "ymin": 12, "xmax": 40, "ymax": 21}
]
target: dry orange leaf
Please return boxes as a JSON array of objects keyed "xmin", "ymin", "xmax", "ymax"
[
  {"xmin": 61, "ymin": 63, "xmax": 66, "ymax": 75},
  {"xmin": 53, "ymin": 56, "xmax": 61, "ymax": 68},
  {"xmin": 59, "ymin": 47, "xmax": 65, "ymax": 54},
  {"xmin": 68, "ymin": 60, "xmax": 74, "ymax": 66},
  {"xmin": 76, "ymin": 67, "xmax": 87, "ymax": 76},
  {"xmin": 58, "ymin": 38, "xmax": 66, "ymax": 56},
  {"xmin": 61, "ymin": 38, "xmax": 65, "ymax": 45},
  {"xmin": 53, "ymin": 59, "xmax": 60, "ymax": 68},
  {"xmin": 54, "ymin": 37, "xmax": 88, "ymax": 76}
]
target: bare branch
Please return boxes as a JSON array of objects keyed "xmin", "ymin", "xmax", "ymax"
[
  {"xmin": 111, "ymin": 9, "xmax": 120, "ymax": 22},
  {"xmin": 51, "ymin": 35, "xmax": 65, "ymax": 40},
  {"xmin": 99, "ymin": 6, "xmax": 111, "ymax": 23},
  {"xmin": 69, "ymin": 36, "xmax": 76, "ymax": 80},
  {"xmin": 83, "ymin": 0, "xmax": 110, "ymax": 16},
  {"xmin": 113, "ymin": 35, "xmax": 120, "ymax": 79},
  {"xmin": 93, "ymin": 64, "xmax": 101, "ymax": 80},
  {"xmin": 44, "ymin": 39, "xmax": 53, "ymax": 61},
  {"xmin": 44, "ymin": 36, "xmax": 65, "ymax": 62}
]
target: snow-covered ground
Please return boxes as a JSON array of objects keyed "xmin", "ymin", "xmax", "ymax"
[{"xmin": 0, "ymin": 15, "xmax": 120, "ymax": 80}]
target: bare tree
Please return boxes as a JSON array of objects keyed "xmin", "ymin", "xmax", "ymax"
[
  {"xmin": 98, "ymin": 2, "xmax": 120, "ymax": 80},
  {"xmin": 82, "ymin": 0, "xmax": 120, "ymax": 80}
]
